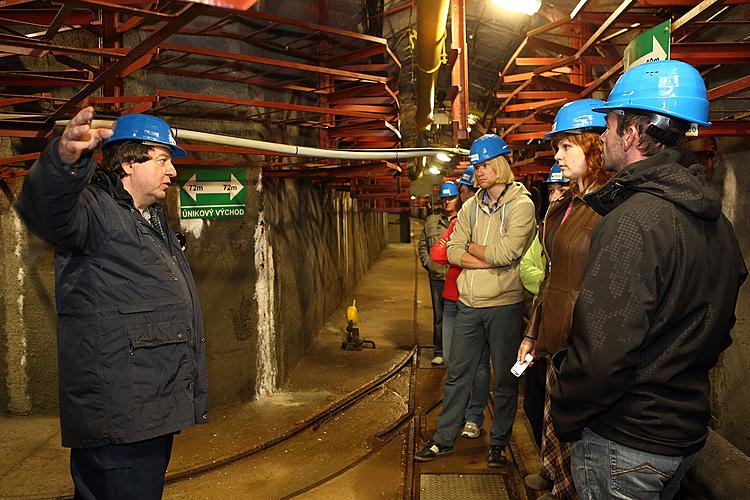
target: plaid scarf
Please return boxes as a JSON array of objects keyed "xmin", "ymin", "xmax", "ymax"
[{"xmin": 145, "ymin": 206, "xmax": 167, "ymax": 241}]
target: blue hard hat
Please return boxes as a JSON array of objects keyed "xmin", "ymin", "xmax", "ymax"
[
  {"xmin": 543, "ymin": 99, "xmax": 607, "ymax": 140},
  {"xmin": 544, "ymin": 163, "xmax": 569, "ymax": 184},
  {"xmin": 592, "ymin": 60, "xmax": 710, "ymax": 126},
  {"xmin": 102, "ymin": 114, "xmax": 187, "ymax": 157},
  {"xmin": 457, "ymin": 166, "xmax": 474, "ymax": 186},
  {"xmin": 469, "ymin": 134, "xmax": 511, "ymax": 166},
  {"xmin": 439, "ymin": 181, "xmax": 459, "ymax": 198}
]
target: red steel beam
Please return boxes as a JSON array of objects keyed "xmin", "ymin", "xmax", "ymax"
[
  {"xmin": 495, "ymin": 90, "xmax": 579, "ymax": 100},
  {"xmin": 43, "ymin": 4, "xmax": 75, "ymax": 40},
  {"xmin": 0, "ymin": 70, "xmax": 91, "ymax": 87},
  {"xmin": 0, "ymin": 34, "xmax": 127, "ymax": 58},
  {"xmin": 505, "ymin": 131, "xmax": 547, "ymax": 142},
  {"xmin": 494, "ymin": 117, "xmax": 546, "ymax": 126},
  {"xmin": 516, "ymin": 56, "xmax": 617, "ymax": 66},
  {"xmin": 502, "ymin": 111, "xmax": 549, "ymax": 136},
  {"xmin": 671, "ymin": 42, "xmax": 750, "ymax": 65},
  {"xmin": 241, "ymin": 10, "xmax": 390, "ymax": 47},
  {"xmin": 60, "ymin": 0, "xmax": 176, "ymax": 20},
  {"xmin": 504, "ymin": 98, "xmax": 566, "ymax": 113},
  {"xmin": 525, "ymin": 37, "xmax": 578, "ymax": 57},
  {"xmin": 158, "ymin": 42, "xmax": 389, "ymax": 83},
  {"xmin": 0, "ymin": 8, "xmax": 93, "ymax": 26},
  {"xmin": 156, "ymin": 90, "xmax": 392, "ymax": 120},
  {"xmin": 0, "ymin": 125, "xmax": 51, "ymax": 138},
  {"xmin": 707, "ymin": 75, "xmax": 750, "ymax": 101},
  {"xmin": 696, "ymin": 121, "xmax": 750, "ymax": 136},
  {"xmin": 48, "ymin": 4, "xmax": 205, "ymax": 123},
  {"xmin": 0, "ymin": 152, "xmax": 40, "ymax": 165},
  {"xmin": 151, "ymin": 67, "xmax": 320, "ymax": 94}
]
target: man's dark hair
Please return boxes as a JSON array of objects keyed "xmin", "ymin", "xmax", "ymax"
[
  {"xmin": 616, "ymin": 111, "xmax": 691, "ymax": 157},
  {"xmin": 101, "ymin": 141, "xmax": 151, "ymax": 177}
]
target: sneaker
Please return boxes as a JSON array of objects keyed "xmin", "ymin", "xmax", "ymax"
[
  {"xmin": 431, "ymin": 356, "xmax": 444, "ymax": 366},
  {"xmin": 487, "ymin": 445, "xmax": 506, "ymax": 467},
  {"xmin": 461, "ymin": 421, "xmax": 481, "ymax": 439},
  {"xmin": 415, "ymin": 440, "xmax": 453, "ymax": 462},
  {"xmin": 524, "ymin": 473, "xmax": 553, "ymax": 491}
]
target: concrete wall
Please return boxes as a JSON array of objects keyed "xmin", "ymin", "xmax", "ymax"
[
  {"xmin": 266, "ymin": 179, "xmax": 387, "ymax": 389},
  {"xmin": 0, "ymin": 160, "xmax": 387, "ymax": 414},
  {"xmin": 0, "ymin": 139, "xmax": 58, "ymax": 416},
  {"xmin": 709, "ymin": 137, "xmax": 750, "ymax": 454}
]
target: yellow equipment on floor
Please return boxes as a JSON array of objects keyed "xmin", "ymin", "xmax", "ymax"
[{"xmin": 341, "ymin": 300, "xmax": 375, "ymax": 351}]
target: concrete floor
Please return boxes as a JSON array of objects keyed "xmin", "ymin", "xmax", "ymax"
[{"xmin": 0, "ymin": 223, "xmax": 543, "ymax": 499}]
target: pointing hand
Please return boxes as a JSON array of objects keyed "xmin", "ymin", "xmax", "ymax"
[{"xmin": 58, "ymin": 106, "xmax": 113, "ymax": 165}]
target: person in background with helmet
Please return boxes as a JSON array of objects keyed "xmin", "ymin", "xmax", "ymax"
[
  {"xmin": 17, "ymin": 107, "xmax": 207, "ymax": 499},
  {"xmin": 416, "ymin": 134, "xmax": 536, "ymax": 467},
  {"xmin": 551, "ymin": 60, "xmax": 747, "ymax": 499},
  {"xmin": 518, "ymin": 162, "xmax": 570, "ymax": 450},
  {"xmin": 544, "ymin": 163, "xmax": 569, "ymax": 204},
  {"xmin": 515, "ymin": 99, "xmax": 611, "ymax": 499},
  {"xmin": 456, "ymin": 165, "xmax": 478, "ymax": 203},
  {"xmin": 418, "ymin": 180, "xmax": 461, "ymax": 365},
  {"xmin": 430, "ymin": 166, "xmax": 490, "ymax": 441}
]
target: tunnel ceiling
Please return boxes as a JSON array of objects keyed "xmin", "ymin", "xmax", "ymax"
[
  {"xmin": 382, "ymin": 0, "xmax": 750, "ymax": 182},
  {"xmin": 0, "ymin": 0, "xmax": 409, "ymax": 212},
  {"xmin": 0, "ymin": 0, "xmax": 749, "ymax": 202}
]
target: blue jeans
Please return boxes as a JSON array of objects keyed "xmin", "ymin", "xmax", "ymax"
[
  {"xmin": 434, "ymin": 301, "xmax": 523, "ymax": 447},
  {"xmin": 442, "ymin": 299, "xmax": 490, "ymax": 427},
  {"xmin": 428, "ymin": 278, "xmax": 445, "ymax": 356},
  {"xmin": 571, "ymin": 428, "xmax": 698, "ymax": 500}
]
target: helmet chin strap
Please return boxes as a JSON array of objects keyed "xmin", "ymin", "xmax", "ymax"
[{"xmin": 645, "ymin": 113, "xmax": 690, "ymax": 147}]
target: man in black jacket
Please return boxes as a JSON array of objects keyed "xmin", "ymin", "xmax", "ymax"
[
  {"xmin": 551, "ymin": 60, "xmax": 746, "ymax": 499},
  {"xmin": 17, "ymin": 107, "xmax": 207, "ymax": 499}
]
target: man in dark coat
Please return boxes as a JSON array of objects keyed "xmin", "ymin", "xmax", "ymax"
[
  {"xmin": 551, "ymin": 60, "xmax": 747, "ymax": 499},
  {"xmin": 17, "ymin": 107, "xmax": 207, "ymax": 499}
]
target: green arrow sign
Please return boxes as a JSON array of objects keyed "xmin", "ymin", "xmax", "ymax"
[
  {"xmin": 624, "ymin": 20, "xmax": 671, "ymax": 71},
  {"xmin": 178, "ymin": 169, "xmax": 246, "ymax": 219}
]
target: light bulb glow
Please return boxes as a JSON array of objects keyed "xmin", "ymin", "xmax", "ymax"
[
  {"xmin": 491, "ymin": 0, "xmax": 541, "ymax": 16},
  {"xmin": 569, "ymin": 0, "xmax": 588, "ymax": 19},
  {"xmin": 428, "ymin": 165, "xmax": 442, "ymax": 175},
  {"xmin": 436, "ymin": 152, "xmax": 451, "ymax": 162}
]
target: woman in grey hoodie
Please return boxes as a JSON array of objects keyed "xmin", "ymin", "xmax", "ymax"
[{"xmin": 415, "ymin": 134, "xmax": 536, "ymax": 467}]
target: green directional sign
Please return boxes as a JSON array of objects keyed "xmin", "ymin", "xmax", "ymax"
[
  {"xmin": 179, "ymin": 169, "xmax": 246, "ymax": 219},
  {"xmin": 624, "ymin": 20, "xmax": 671, "ymax": 71}
]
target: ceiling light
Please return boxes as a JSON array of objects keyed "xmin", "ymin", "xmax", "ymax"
[
  {"xmin": 428, "ymin": 165, "xmax": 442, "ymax": 175},
  {"xmin": 491, "ymin": 0, "xmax": 541, "ymax": 16},
  {"xmin": 569, "ymin": 0, "xmax": 588, "ymax": 19},
  {"xmin": 410, "ymin": 195, "xmax": 417, "ymax": 200},
  {"xmin": 436, "ymin": 152, "xmax": 451, "ymax": 162}
]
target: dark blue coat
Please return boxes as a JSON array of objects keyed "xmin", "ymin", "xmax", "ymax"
[{"xmin": 17, "ymin": 139, "xmax": 208, "ymax": 448}]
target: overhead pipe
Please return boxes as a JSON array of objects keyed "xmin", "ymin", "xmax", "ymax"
[
  {"xmin": 56, "ymin": 119, "xmax": 468, "ymax": 160},
  {"xmin": 415, "ymin": 0, "xmax": 451, "ymax": 131}
]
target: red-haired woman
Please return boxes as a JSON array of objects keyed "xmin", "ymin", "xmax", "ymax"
[{"xmin": 517, "ymin": 99, "xmax": 612, "ymax": 500}]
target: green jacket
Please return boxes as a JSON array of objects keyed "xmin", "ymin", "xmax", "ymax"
[{"xmin": 520, "ymin": 233, "xmax": 546, "ymax": 297}]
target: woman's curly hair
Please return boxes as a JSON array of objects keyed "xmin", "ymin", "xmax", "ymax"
[{"xmin": 552, "ymin": 132, "xmax": 610, "ymax": 196}]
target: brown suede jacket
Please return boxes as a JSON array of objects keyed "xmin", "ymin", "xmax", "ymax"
[{"xmin": 526, "ymin": 189, "xmax": 602, "ymax": 356}]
